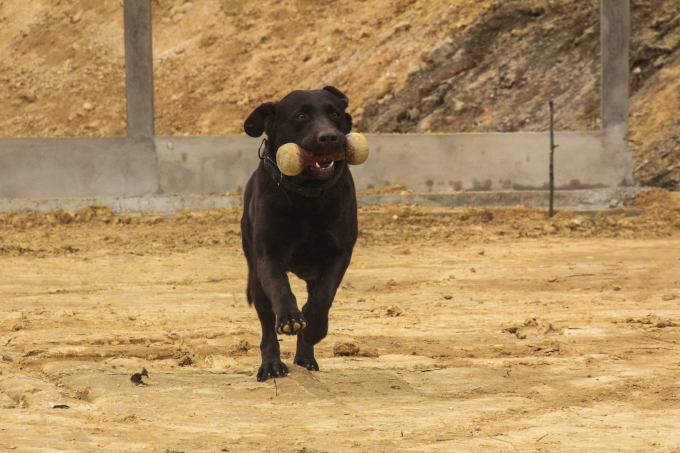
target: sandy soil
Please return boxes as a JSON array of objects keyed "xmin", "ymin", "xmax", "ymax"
[{"xmin": 1, "ymin": 192, "xmax": 680, "ymax": 452}]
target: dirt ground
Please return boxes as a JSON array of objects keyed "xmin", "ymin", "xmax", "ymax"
[{"xmin": 1, "ymin": 190, "xmax": 680, "ymax": 452}]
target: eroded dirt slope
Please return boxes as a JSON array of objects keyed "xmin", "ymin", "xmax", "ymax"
[{"xmin": 0, "ymin": 0, "xmax": 678, "ymax": 187}]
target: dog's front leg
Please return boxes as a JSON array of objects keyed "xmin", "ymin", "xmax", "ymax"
[
  {"xmin": 294, "ymin": 253, "xmax": 352, "ymax": 371},
  {"xmin": 257, "ymin": 257, "xmax": 307, "ymax": 335}
]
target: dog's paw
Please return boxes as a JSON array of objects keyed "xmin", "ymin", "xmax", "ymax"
[
  {"xmin": 276, "ymin": 312, "xmax": 307, "ymax": 335},
  {"xmin": 257, "ymin": 359, "xmax": 289, "ymax": 382},
  {"xmin": 294, "ymin": 357, "xmax": 319, "ymax": 371}
]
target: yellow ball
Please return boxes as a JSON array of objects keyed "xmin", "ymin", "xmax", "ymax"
[
  {"xmin": 276, "ymin": 143, "xmax": 305, "ymax": 176},
  {"xmin": 345, "ymin": 133, "xmax": 369, "ymax": 165}
]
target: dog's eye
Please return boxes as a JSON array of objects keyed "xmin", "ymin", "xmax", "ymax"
[
  {"xmin": 295, "ymin": 113, "xmax": 307, "ymax": 121},
  {"xmin": 331, "ymin": 111, "xmax": 341, "ymax": 119}
]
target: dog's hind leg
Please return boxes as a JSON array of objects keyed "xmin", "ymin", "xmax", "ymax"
[{"xmin": 251, "ymin": 278, "xmax": 289, "ymax": 382}]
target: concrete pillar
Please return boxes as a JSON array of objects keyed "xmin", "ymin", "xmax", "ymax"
[
  {"xmin": 124, "ymin": 0, "xmax": 155, "ymax": 138},
  {"xmin": 600, "ymin": 0, "xmax": 630, "ymax": 133}
]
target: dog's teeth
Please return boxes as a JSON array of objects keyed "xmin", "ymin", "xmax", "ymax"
[
  {"xmin": 329, "ymin": 161, "xmax": 334, "ymax": 167},
  {"xmin": 315, "ymin": 162, "xmax": 321, "ymax": 168}
]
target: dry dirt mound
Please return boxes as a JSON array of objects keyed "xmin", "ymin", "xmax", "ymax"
[
  {"xmin": 1, "ymin": 196, "xmax": 679, "ymax": 257},
  {"xmin": 0, "ymin": 0, "xmax": 485, "ymax": 137},
  {"xmin": 0, "ymin": 0, "xmax": 678, "ymax": 188}
]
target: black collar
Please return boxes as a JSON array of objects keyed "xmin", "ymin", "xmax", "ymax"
[{"xmin": 258, "ymin": 139, "xmax": 345, "ymax": 198}]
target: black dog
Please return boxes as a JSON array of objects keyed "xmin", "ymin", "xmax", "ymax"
[{"xmin": 241, "ymin": 87, "xmax": 358, "ymax": 381}]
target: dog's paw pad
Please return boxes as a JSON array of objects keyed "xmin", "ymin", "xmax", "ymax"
[{"xmin": 276, "ymin": 313, "xmax": 307, "ymax": 335}]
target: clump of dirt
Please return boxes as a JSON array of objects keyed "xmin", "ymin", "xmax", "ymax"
[
  {"xmin": 177, "ymin": 355, "xmax": 193, "ymax": 367},
  {"xmin": 503, "ymin": 317, "xmax": 563, "ymax": 340},
  {"xmin": 627, "ymin": 314, "xmax": 676, "ymax": 328},
  {"xmin": 333, "ymin": 342, "xmax": 360, "ymax": 357},
  {"xmin": 627, "ymin": 187, "xmax": 680, "ymax": 210}
]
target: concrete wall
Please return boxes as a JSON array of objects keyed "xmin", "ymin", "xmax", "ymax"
[
  {"xmin": 153, "ymin": 132, "xmax": 633, "ymax": 195},
  {"xmin": 0, "ymin": 131, "xmax": 633, "ymax": 198},
  {"xmin": 0, "ymin": 137, "xmax": 158, "ymax": 198},
  {"xmin": 352, "ymin": 132, "xmax": 632, "ymax": 192},
  {"xmin": 156, "ymin": 136, "xmax": 260, "ymax": 194}
]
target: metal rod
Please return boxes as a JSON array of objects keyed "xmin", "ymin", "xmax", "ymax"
[{"xmin": 549, "ymin": 101, "xmax": 556, "ymax": 217}]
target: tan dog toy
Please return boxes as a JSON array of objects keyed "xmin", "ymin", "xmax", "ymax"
[{"xmin": 276, "ymin": 132, "xmax": 369, "ymax": 176}]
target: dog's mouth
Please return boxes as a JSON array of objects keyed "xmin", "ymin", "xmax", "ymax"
[{"xmin": 306, "ymin": 160, "xmax": 336, "ymax": 179}]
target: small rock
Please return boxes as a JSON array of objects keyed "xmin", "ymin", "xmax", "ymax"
[
  {"xmin": 374, "ymin": 77, "xmax": 393, "ymax": 100},
  {"xmin": 237, "ymin": 339, "xmax": 250, "ymax": 352},
  {"xmin": 333, "ymin": 341, "xmax": 360, "ymax": 356},
  {"xmin": 487, "ymin": 19, "xmax": 502, "ymax": 30},
  {"xmin": 429, "ymin": 38, "xmax": 456, "ymax": 65},
  {"xmin": 359, "ymin": 348, "xmax": 379, "ymax": 358},
  {"xmin": 407, "ymin": 107, "xmax": 421, "ymax": 121},
  {"xmin": 420, "ymin": 94, "xmax": 443, "ymax": 111},
  {"xmin": 613, "ymin": 286, "xmax": 621, "ymax": 291},
  {"xmin": 450, "ymin": 98, "xmax": 466, "ymax": 112},
  {"xmin": 661, "ymin": 294, "xmax": 675, "ymax": 301},
  {"xmin": 443, "ymin": 294, "xmax": 453, "ymax": 300},
  {"xmin": 386, "ymin": 305, "xmax": 402, "ymax": 317},
  {"xmin": 177, "ymin": 354, "xmax": 193, "ymax": 366},
  {"xmin": 83, "ymin": 102, "xmax": 94, "ymax": 111},
  {"xmin": 20, "ymin": 91, "xmax": 37, "ymax": 103},
  {"xmin": 548, "ymin": 277, "xmax": 558, "ymax": 283},
  {"xmin": 407, "ymin": 65, "xmax": 422, "ymax": 77},
  {"xmin": 543, "ymin": 23, "xmax": 557, "ymax": 33},
  {"xmin": 362, "ymin": 101, "xmax": 379, "ymax": 118},
  {"xmin": 477, "ymin": 250, "xmax": 485, "ymax": 255},
  {"xmin": 71, "ymin": 10, "xmax": 82, "ymax": 23}
]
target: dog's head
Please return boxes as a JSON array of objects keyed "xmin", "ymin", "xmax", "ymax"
[{"xmin": 244, "ymin": 86, "xmax": 353, "ymax": 181}]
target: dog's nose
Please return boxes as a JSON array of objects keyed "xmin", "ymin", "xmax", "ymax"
[{"xmin": 317, "ymin": 131, "xmax": 339, "ymax": 147}]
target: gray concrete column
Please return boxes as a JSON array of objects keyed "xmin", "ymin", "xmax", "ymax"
[
  {"xmin": 600, "ymin": 0, "xmax": 630, "ymax": 132},
  {"xmin": 124, "ymin": 0, "xmax": 155, "ymax": 138}
]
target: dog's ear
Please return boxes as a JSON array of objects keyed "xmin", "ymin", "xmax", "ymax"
[
  {"xmin": 244, "ymin": 102, "xmax": 276, "ymax": 137},
  {"xmin": 323, "ymin": 86, "xmax": 349, "ymax": 109}
]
